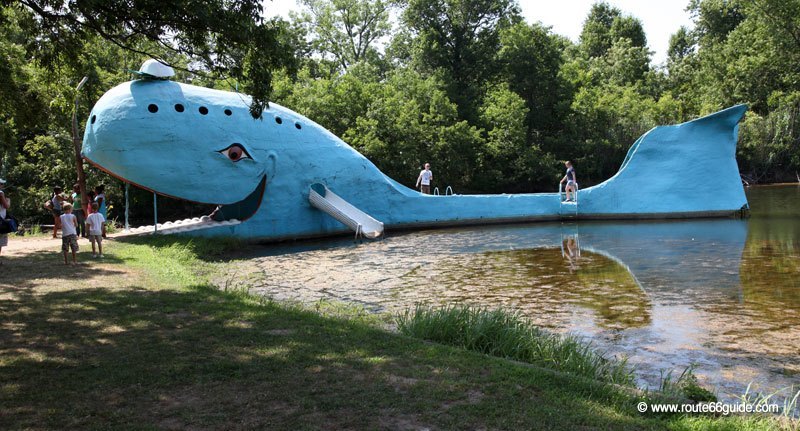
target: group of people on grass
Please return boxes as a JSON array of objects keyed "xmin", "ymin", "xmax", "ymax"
[
  {"xmin": 0, "ymin": 178, "xmax": 107, "ymax": 265},
  {"xmin": 49, "ymin": 184, "xmax": 107, "ymax": 238},
  {"xmin": 415, "ymin": 161, "xmax": 578, "ymax": 201},
  {"xmin": 49, "ymin": 183, "xmax": 108, "ymax": 265}
]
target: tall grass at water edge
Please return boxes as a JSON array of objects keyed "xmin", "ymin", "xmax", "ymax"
[
  {"xmin": 396, "ymin": 305, "xmax": 634, "ymax": 386},
  {"xmin": 741, "ymin": 384, "xmax": 800, "ymax": 420}
]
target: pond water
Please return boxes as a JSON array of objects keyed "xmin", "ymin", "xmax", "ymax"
[{"xmin": 236, "ymin": 185, "xmax": 800, "ymax": 401}]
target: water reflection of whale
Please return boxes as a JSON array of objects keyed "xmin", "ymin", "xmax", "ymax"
[
  {"xmin": 567, "ymin": 219, "xmax": 748, "ymax": 298},
  {"xmin": 392, "ymin": 218, "xmax": 747, "ymax": 329},
  {"xmin": 406, "ymin": 245, "xmax": 653, "ymax": 329}
]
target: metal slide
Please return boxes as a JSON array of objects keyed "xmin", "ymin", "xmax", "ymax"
[{"xmin": 309, "ymin": 184, "xmax": 384, "ymax": 239}]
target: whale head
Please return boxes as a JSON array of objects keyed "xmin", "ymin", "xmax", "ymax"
[{"xmin": 82, "ymin": 77, "xmax": 271, "ymax": 222}]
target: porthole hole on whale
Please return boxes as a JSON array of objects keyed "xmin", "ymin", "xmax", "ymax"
[
  {"xmin": 174, "ymin": 103, "xmax": 184, "ymax": 113},
  {"xmin": 224, "ymin": 108, "xmax": 232, "ymax": 116},
  {"xmin": 199, "ymin": 106, "xmax": 209, "ymax": 115},
  {"xmin": 147, "ymin": 104, "xmax": 158, "ymax": 113},
  {"xmin": 295, "ymin": 122, "xmax": 301, "ymax": 130},
  {"xmin": 90, "ymin": 115, "xmax": 96, "ymax": 124},
  {"xmin": 275, "ymin": 116, "xmax": 282, "ymax": 124}
]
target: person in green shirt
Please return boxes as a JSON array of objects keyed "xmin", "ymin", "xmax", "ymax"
[{"xmin": 71, "ymin": 183, "xmax": 86, "ymax": 238}]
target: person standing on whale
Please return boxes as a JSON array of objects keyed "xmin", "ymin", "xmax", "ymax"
[
  {"xmin": 560, "ymin": 161, "xmax": 577, "ymax": 202},
  {"xmin": 416, "ymin": 163, "xmax": 433, "ymax": 194}
]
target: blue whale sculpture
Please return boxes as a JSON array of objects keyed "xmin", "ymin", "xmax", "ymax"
[{"xmin": 82, "ymin": 68, "xmax": 749, "ymax": 242}]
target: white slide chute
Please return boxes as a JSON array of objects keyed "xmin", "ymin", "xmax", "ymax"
[{"xmin": 309, "ymin": 184, "xmax": 384, "ymax": 239}]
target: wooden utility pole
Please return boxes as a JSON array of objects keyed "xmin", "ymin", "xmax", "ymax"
[{"xmin": 72, "ymin": 76, "xmax": 89, "ymax": 211}]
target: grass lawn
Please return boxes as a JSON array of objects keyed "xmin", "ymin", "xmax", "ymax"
[{"xmin": 0, "ymin": 236, "xmax": 792, "ymax": 430}]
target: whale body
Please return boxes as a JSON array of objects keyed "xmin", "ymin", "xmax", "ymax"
[{"xmin": 82, "ymin": 77, "xmax": 749, "ymax": 241}]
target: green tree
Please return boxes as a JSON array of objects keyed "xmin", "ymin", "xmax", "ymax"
[
  {"xmin": 601, "ymin": 38, "xmax": 651, "ymax": 87},
  {"xmin": 579, "ymin": 2, "xmax": 646, "ymax": 58},
  {"xmin": 10, "ymin": 0, "xmax": 296, "ymax": 117},
  {"xmin": 272, "ymin": 62, "xmax": 382, "ymax": 138},
  {"xmin": 344, "ymin": 70, "xmax": 484, "ymax": 190},
  {"xmin": 580, "ymin": 2, "xmax": 617, "ymax": 57},
  {"xmin": 688, "ymin": 0, "xmax": 745, "ymax": 44},
  {"xmin": 498, "ymin": 22, "xmax": 568, "ymax": 143},
  {"xmin": 403, "ymin": 0, "xmax": 520, "ymax": 122},
  {"xmin": 478, "ymin": 84, "xmax": 555, "ymax": 191},
  {"xmin": 294, "ymin": 0, "xmax": 398, "ymax": 72},
  {"xmin": 667, "ymin": 26, "xmax": 696, "ymax": 61}
]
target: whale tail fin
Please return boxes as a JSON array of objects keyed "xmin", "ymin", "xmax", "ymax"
[{"xmin": 582, "ymin": 105, "xmax": 749, "ymax": 215}]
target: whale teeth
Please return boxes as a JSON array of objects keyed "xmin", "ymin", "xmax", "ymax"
[{"xmin": 118, "ymin": 217, "xmax": 242, "ymax": 237}]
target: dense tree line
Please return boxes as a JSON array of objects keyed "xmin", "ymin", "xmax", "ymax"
[{"xmin": 1, "ymin": 0, "xmax": 798, "ymax": 225}]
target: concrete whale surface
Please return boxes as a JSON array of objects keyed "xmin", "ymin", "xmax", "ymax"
[{"xmin": 82, "ymin": 77, "xmax": 749, "ymax": 241}]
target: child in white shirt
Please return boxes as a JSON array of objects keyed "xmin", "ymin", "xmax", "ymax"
[
  {"xmin": 85, "ymin": 202, "xmax": 106, "ymax": 258},
  {"xmin": 59, "ymin": 203, "xmax": 79, "ymax": 265}
]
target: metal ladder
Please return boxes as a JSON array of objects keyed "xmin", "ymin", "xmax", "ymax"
[
  {"xmin": 558, "ymin": 182, "xmax": 579, "ymax": 218},
  {"xmin": 433, "ymin": 186, "xmax": 455, "ymax": 196}
]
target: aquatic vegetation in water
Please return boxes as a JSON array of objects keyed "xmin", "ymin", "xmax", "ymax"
[
  {"xmin": 658, "ymin": 365, "xmax": 717, "ymax": 402},
  {"xmin": 396, "ymin": 305, "xmax": 634, "ymax": 386}
]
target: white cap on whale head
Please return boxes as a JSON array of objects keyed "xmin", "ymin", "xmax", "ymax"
[{"xmin": 139, "ymin": 59, "xmax": 175, "ymax": 78}]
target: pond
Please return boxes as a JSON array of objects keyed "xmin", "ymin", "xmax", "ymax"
[{"xmin": 235, "ymin": 185, "xmax": 800, "ymax": 402}]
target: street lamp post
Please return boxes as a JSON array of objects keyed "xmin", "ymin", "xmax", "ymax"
[{"xmin": 72, "ymin": 76, "xmax": 89, "ymax": 215}]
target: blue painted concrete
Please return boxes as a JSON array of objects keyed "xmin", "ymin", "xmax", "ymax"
[{"xmin": 82, "ymin": 78, "xmax": 749, "ymax": 241}]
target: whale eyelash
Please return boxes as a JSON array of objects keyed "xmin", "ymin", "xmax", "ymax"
[{"xmin": 218, "ymin": 143, "xmax": 252, "ymax": 163}]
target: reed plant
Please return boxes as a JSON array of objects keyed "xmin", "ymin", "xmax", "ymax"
[
  {"xmin": 741, "ymin": 384, "xmax": 800, "ymax": 420},
  {"xmin": 396, "ymin": 305, "xmax": 634, "ymax": 386},
  {"xmin": 658, "ymin": 366, "xmax": 717, "ymax": 402}
]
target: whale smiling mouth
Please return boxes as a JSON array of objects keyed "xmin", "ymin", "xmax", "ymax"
[
  {"xmin": 84, "ymin": 155, "xmax": 266, "ymax": 235},
  {"xmin": 210, "ymin": 176, "xmax": 266, "ymax": 222}
]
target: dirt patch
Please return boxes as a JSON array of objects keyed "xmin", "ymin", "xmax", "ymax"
[
  {"xmin": 385, "ymin": 373, "xmax": 420, "ymax": 389},
  {"xmin": 2, "ymin": 233, "xmax": 127, "ymax": 254},
  {"xmin": 151, "ymin": 382, "xmax": 307, "ymax": 430},
  {"xmin": 379, "ymin": 410, "xmax": 434, "ymax": 431},
  {"xmin": 265, "ymin": 328, "xmax": 295, "ymax": 336}
]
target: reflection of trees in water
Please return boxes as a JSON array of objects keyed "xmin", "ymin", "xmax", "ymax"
[
  {"xmin": 740, "ymin": 186, "xmax": 800, "ymax": 310},
  {"xmin": 740, "ymin": 236, "xmax": 800, "ymax": 311},
  {"xmin": 398, "ymin": 247, "xmax": 651, "ymax": 330}
]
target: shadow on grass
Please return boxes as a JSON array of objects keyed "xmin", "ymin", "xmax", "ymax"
[
  {"xmin": 113, "ymin": 234, "xmax": 252, "ymax": 262},
  {"xmin": 0, "ymin": 280, "xmax": 678, "ymax": 430},
  {"xmin": 0, "ymin": 250, "xmax": 127, "ymax": 290}
]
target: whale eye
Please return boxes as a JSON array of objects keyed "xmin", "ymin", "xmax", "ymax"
[{"xmin": 218, "ymin": 144, "xmax": 252, "ymax": 163}]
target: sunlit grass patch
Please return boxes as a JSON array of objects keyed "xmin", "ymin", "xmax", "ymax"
[{"xmin": 396, "ymin": 304, "xmax": 634, "ymax": 386}]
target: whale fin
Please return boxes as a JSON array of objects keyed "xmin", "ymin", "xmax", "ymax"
[{"xmin": 580, "ymin": 105, "xmax": 749, "ymax": 215}]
